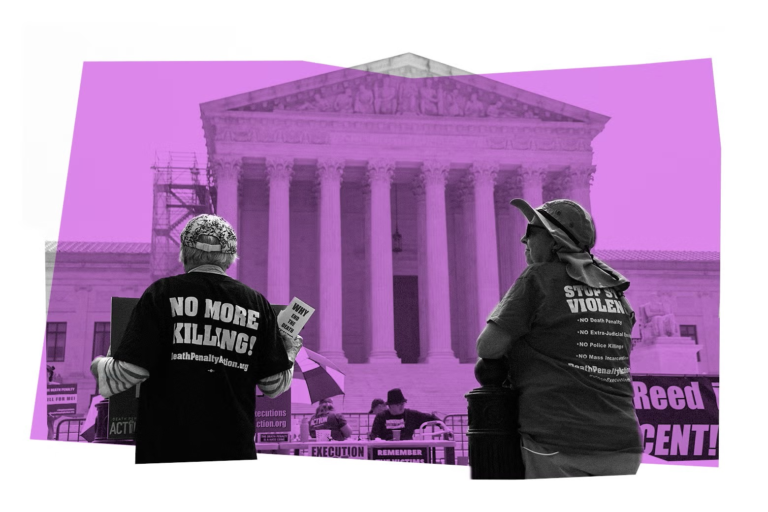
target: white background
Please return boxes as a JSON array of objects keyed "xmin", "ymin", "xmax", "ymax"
[{"xmin": 6, "ymin": 1, "xmax": 765, "ymax": 510}]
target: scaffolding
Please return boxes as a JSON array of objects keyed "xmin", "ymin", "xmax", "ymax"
[{"xmin": 150, "ymin": 152, "xmax": 216, "ymax": 281}]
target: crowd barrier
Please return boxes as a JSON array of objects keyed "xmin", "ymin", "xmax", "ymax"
[
  {"xmin": 53, "ymin": 411, "xmax": 471, "ymax": 463},
  {"xmin": 51, "ymin": 388, "xmax": 719, "ymax": 466},
  {"xmin": 287, "ymin": 412, "xmax": 467, "ymax": 464},
  {"xmin": 52, "ymin": 373, "xmax": 718, "ymax": 469},
  {"xmin": 54, "ymin": 417, "xmax": 86, "ymax": 442}
]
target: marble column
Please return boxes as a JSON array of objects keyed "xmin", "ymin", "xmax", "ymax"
[
  {"xmin": 564, "ymin": 164, "xmax": 595, "ymax": 213},
  {"xmin": 362, "ymin": 184, "xmax": 373, "ymax": 361},
  {"xmin": 495, "ymin": 176, "xmax": 524, "ymax": 291},
  {"xmin": 470, "ymin": 162, "xmax": 500, "ymax": 336},
  {"xmin": 265, "ymin": 157, "xmax": 294, "ymax": 305},
  {"xmin": 520, "ymin": 165, "xmax": 545, "ymax": 207},
  {"xmin": 412, "ymin": 179, "xmax": 429, "ymax": 363},
  {"xmin": 542, "ymin": 171, "xmax": 566, "ymax": 204},
  {"xmin": 459, "ymin": 177, "xmax": 478, "ymax": 361},
  {"xmin": 420, "ymin": 160, "xmax": 457, "ymax": 363},
  {"xmin": 213, "ymin": 156, "xmax": 242, "ymax": 279},
  {"xmin": 316, "ymin": 158, "xmax": 347, "ymax": 362},
  {"xmin": 366, "ymin": 159, "xmax": 399, "ymax": 363}
]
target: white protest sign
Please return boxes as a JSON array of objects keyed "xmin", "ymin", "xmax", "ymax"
[{"xmin": 277, "ymin": 297, "xmax": 315, "ymax": 338}]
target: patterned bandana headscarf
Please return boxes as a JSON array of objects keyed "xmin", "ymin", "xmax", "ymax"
[
  {"xmin": 511, "ymin": 198, "xmax": 630, "ymax": 291},
  {"xmin": 180, "ymin": 214, "xmax": 238, "ymax": 254}
]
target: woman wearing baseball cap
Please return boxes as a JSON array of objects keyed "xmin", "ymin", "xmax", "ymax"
[{"xmin": 477, "ymin": 199, "xmax": 643, "ymax": 479}]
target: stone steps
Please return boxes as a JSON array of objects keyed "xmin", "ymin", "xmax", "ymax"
[{"xmin": 291, "ymin": 362, "xmax": 478, "ymax": 416}]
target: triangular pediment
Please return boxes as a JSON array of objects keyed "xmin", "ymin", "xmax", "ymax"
[
  {"xmin": 200, "ymin": 53, "xmax": 609, "ymax": 125},
  {"xmin": 349, "ymin": 53, "xmax": 472, "ymax": 78}
]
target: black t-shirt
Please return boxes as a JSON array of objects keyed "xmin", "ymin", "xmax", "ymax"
[
  {"xmin": 113, "ymin": 272, "xmax": 292, "ymax": 464},
  {"xmin": 369, "ymin": 409, "xmax": 438, "ymax": 441},
  {"xmin": 308, "ymin": 412, "xmax": 348, "ymax": 441},
  {"xmin": 487, "ymin": 262, "xmax": 642, "ymax": 455}
]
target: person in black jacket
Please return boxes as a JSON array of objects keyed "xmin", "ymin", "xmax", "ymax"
[{"xmin": 369, "ymin": 388, "xmax": 438, "ymax": 441}]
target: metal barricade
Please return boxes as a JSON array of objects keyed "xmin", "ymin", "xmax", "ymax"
[
  {"xmin": 287, "ymin": 412, "xmax": 470, "ymax": 464},
  {"xmin": 289, "ymin": 412, "xmax": 378, "ymax": 455},
  {"xmin": 443, "ymin": 414, "xmax": 469, "ymax": 464},
  {"xmin": 50, "ymin": 410, "xmax": 472, "ymax": 460},
  {"xmin": 291, "ymin": 412, "xmax": 378, "ymax": 441},
  {"xmin": 416, "ymin": 420, "xmax": 456, "ymax": 464},
  {"xmin": 55, "ymin": 417, "xmax": 86, "ymax": 442}
]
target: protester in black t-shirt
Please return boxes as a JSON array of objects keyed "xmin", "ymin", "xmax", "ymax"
[
  {"xmin": 476, "ymin": 198, "xmax": 642, "ymax": 478},
  {"xmin": 90, "ymin": 214, "xmax": 303, "ymax": 464},
  {"xmin": 369, "ymin": 388, "xmax": 439, "ymax": 441},
  {"xmin": 308, "ymin": 398, "xmax": 352, "ymax": 441}
]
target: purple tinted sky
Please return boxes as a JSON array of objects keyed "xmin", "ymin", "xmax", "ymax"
[{"xmin": 59, "ymin": 59, "xmax": 719, "ymax": 251}]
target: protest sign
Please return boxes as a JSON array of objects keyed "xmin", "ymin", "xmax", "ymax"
[
  {"xmin": 47, "ymin": 383, "xmax": 77, "ymax": 417},
  {"xmin": 255, "ymin": 388, "xmax": 292, "ymax": 433},
  {"xmin": 258, "ymin": 432, "xmax": 290, "ymax": 443},
  {"xmin": 371, "ymin": 447, "xmax": 429, "ymax": 463},
  {"xmin": 277, "ymin": 297, "xmax": 315, "ymax": 338},
  {"xmin": 310, "ymin": 444, "xmax": 368, "ymax": 459},
  {"xmin": 632, "ymin": 374, "xmax": 719, "ymax": 461}
]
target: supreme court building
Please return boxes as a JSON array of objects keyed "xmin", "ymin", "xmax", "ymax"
[
  {"xmin": 45, "ymin": 55, "xmax": 719, "ymax": 415},
  {"xmin": 198, "ymin": 54, "xmax": 609, "ymax": 366}
]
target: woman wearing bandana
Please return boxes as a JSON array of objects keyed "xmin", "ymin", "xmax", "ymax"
[{"xmin": 476, "ymin": 199, "xmax": 643, "ymax": 479}]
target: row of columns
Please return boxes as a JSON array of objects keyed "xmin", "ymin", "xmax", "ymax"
[{"xmin": 213, "ymin": 156, "xmax": 594, "ymax": 364}]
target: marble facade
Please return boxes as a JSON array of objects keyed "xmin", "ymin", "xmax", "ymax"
[
  {"xmin": 198, "ymin": 54, "xmax": 608, "ymax": 365},
  {"xmin": 43, "ymin": 55, "xmax": 720, "ymax": 416}
]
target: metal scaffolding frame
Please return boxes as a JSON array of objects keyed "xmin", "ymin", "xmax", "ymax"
[{"xmin": 150, "ymin": 152, "xmax": 216, "ymax": 281}]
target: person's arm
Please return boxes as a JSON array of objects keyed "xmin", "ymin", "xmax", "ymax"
[
  {"xmin": 256, "ymin": 333, "xmax": 302, "ymax": 398},
  {"xmin": 335, "ymin": 414, "xmax": 353, "ymax": 440},
  {"xmin": 92, "ymin": 286, "xmax": 163, "ymax": 399},
  {"xmin": 369, "ymin": 414, "xmax": 384, "ymax": 440},
  {"xmin": 477, "ymin": 270, "xmax": 541, "ymax": 360},
  {"xmin": 256, "ymin": 366, "xmax": 294, "ymax": 398},
  {"xmin": 621, "ymin": 295, "xmax": 637, "ymax": 329},
  {"xmin": 414, "ymin": 410, "xmax": 440, "ymax": 426},
  {"xmin": 476, "ymin": 321, "xmax": 515, "ymax": 360},
  {"xmin": 90, "ymin": 356, "xmax": 149, "ymax": 399}
]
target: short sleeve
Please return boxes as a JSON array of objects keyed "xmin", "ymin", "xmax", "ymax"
[
  {"xmin": 113, "ymin": 281, "xmax": 169, "ymax": 372},
  {"xmin": 334, "ymin": 413, "xmax": 347, "ymax": 429},
  {"xmin": 251, "ymin": 298, "xmax": 293, "ymax": 381},
  {"xmin": 620, "ymin": 295, "xmax": 636, "ymax": 329},
  {"xmin": 487, "ymin": 267, "xmax": 543, "ymax": 342}
]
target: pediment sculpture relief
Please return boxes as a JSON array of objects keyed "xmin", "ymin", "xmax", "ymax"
[{"xmin": 230, "ymin": 75, "xmax": 581, "ymax": 122}]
